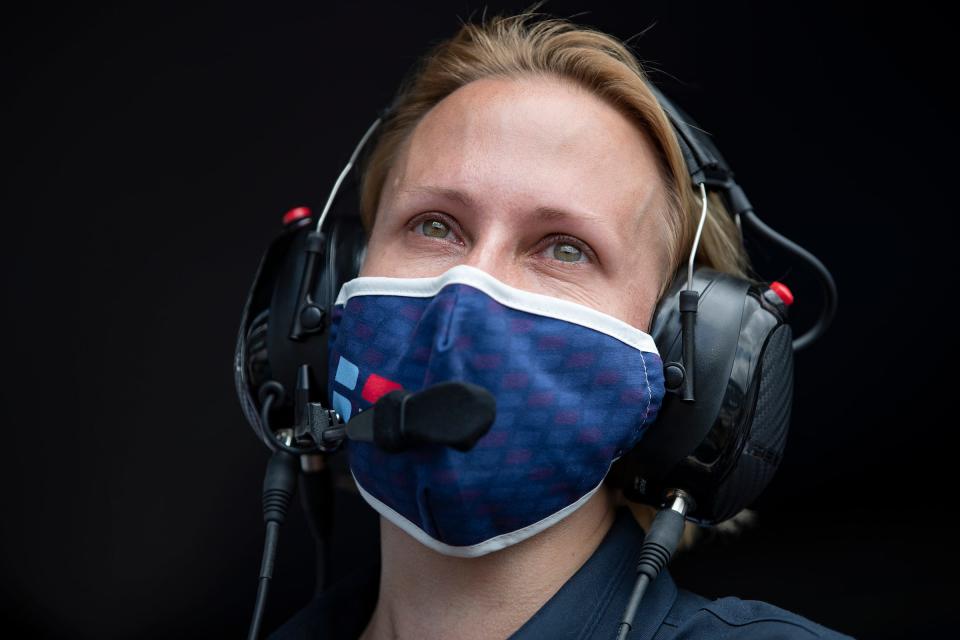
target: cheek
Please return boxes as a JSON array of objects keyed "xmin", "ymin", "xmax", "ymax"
[
  {"xmin": 592, "ymin": 287, "xmax": 650, "ymax": 332},
  {"xmin": 606, "ymin": 254, "xmax": 668, "ymax": 332},
  {"xmin": 622, "ymin": 280, "xmax": 658, "ymax": 332},
  {"xmin": 356, "ymin": 232, "xmax": 378, "ymax": 277},
  {"xmin": 358, "ymin": 224, "xmax": 394, "ymax": 277}
]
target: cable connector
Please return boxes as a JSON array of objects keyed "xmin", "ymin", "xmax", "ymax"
[
  {"xmin": 616, "ymin": 490, "xmax": 694, "ymax": 640},
  {"xmin": 263, "ymin": 449, "xmax": 299, "ymax": 524}
]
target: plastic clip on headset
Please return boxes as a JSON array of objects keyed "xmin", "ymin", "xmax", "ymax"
[{"xmin": 232, "ymin": 84, "xmax": 838, "ymax": 639}]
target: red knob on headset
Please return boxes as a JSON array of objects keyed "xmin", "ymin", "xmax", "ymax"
[
  {"xmin": 769, "ymin": 281, "xmax": 794, "ymax": 307},
  {"xmin": 282, "ymin": 206, "xmax": 312, "ymax": 226}
]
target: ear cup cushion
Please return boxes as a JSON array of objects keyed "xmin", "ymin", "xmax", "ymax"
[{"xmin": 235, "ymin": 272, "xmax": 273, "ymax": 447}]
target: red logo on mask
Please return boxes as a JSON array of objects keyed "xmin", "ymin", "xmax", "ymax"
[{"xmin": 361, "ymin": 373, "xmax": 403, "ymax": 404}]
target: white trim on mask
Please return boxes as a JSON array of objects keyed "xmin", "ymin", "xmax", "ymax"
[
  {"xmin": 350, "ymin": 466, "xmax": 611, "ymax": 558},
  {"xmin": 335, "ymin": 264, "xmax": 659, "ymax": 355}
]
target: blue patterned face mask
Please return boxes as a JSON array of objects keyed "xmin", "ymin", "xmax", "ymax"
[{"xmin": 327, "ymin": 265, "xmax": 665, "ymax": 557}]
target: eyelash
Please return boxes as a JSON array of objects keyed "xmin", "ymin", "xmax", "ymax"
[{"xmin": 406, "ymin": 212, "xmax": 596, "ymax": 265}]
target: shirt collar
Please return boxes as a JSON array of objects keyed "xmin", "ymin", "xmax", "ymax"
[
  {"xmin": 286, "ymin": 505, "xmax": 681, "ymax": 640},
  {"xmin": 509, "ymin": 505, "xmax": 679, "ymax": 640}
]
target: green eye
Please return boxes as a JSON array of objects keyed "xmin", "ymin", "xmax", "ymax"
[
  {"xmin": 421, "ymin": 219, "xmax": 450, "ymax": 238},
  {"xmin": 553, "ymin": 243, "xmax": 583, "ymax": 262}
]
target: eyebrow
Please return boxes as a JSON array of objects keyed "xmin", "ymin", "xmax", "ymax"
[{"xmin": 400, "ymin": 185, "xmax": 601, "ymax": 223}]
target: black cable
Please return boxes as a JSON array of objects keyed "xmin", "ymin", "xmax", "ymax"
[
  {"xmin": 248, "ymin": 521, "xmax": 280, "ymax": 640},
  {"xmin": 247, "ymin": 442, "xmax": 300, "ymax": 640},
  {"xmin": 615, "ymin": 492, "xmax": 691, "ymax": 640},
  {"xmin": 299, "ymin": 461, "xmax": 334, "ymax": 597},
  {"xmin": 721, "ymin": 182, "xmax": 838, "ymax": 351},
  {"xmin": 617, "ymin": 574, "xmax": 651, "ymax": 640},
  {"xmin": 258, "ymin": 382, "xmax": 339, "ymax": 598},
  {"xmin": 740, "ymin": 209, "xmax": 838, "ymax": 351}
]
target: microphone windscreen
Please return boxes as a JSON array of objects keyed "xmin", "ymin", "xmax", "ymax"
[{"xmin": 403, "ymin": 382, "xmax": 496, "ymax": 451}]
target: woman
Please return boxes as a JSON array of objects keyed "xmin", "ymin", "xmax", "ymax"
[{"xmin": 270, "ymin": 10, "xmax": 852, "ymax": 640}]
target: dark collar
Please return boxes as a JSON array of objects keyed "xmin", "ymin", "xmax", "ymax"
[
  {"xmin": 269, "ymin": 506, "xmax": 678, "ymax": 640},
  {"xmin": 509, "ymin": 505, "xmax": 679, "ymax": 640}
]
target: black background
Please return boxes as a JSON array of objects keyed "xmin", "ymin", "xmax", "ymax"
[{"xmin": 2, "ymin": 1, "xmax": 954, "ymax": 638}]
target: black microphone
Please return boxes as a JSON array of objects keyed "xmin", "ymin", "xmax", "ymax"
[{"xmin": 344, "ymin": 381, "xmax": 496, "ymax": 452}]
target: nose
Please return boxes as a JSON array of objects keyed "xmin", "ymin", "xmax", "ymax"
[{"xmin": 458, "ymin": 223, "xmax": 524, "ymax": 289}]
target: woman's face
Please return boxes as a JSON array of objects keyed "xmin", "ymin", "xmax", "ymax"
[{"xmin": 360, "ymin": 75, "xmax": 672, "ymax": 332}]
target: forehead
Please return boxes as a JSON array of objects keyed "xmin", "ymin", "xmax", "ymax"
[{"xmin": 384, "ymin": 75, "xmax": 665, "ymax": 231}]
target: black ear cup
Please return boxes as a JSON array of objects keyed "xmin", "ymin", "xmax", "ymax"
[
  {"xmin": 708, "ymin": 321, "xmax": 793, "ymax": 521},
  {"xmin": 234, "ymin": 208, "xmax": 371, "ymax": 451},
  {"xmin": 235, "ymin": 219, "xmax": 310, "ymax": 449},
  {"xmin": 608, "ymin": 266, "xmax": 794, "ymax": 524},
  {"xmin": 323, "ymin": 209, "xmax": 369, "ymax": 310}
]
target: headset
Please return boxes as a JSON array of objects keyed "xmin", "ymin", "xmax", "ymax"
[{"xmin": 233, "ymin": 83, "xmax": 838, "ymax": 639}]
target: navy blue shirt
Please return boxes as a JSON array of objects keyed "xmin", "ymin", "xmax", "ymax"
[{"xmin": 269, "ymin": 507, "xmax": 855, "ymax": 639}]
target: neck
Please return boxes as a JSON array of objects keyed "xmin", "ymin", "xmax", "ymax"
[{"xmin": 358, "ymin": 486, "xmax": 617, "ymax": 640}]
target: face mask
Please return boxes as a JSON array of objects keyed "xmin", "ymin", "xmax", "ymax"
[{"xmin": 327, "ymin": 265, "xmax": 665, "ymax": 557}]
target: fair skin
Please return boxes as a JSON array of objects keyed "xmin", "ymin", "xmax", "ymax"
[{"xmin": 357, "ymin": 75, "xmax": 672, "ymax": 640}]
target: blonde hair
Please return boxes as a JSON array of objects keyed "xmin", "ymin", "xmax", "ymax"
[{"xmin": 357, "ymin": 8, "xmax": 761, "ymax": 550}]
